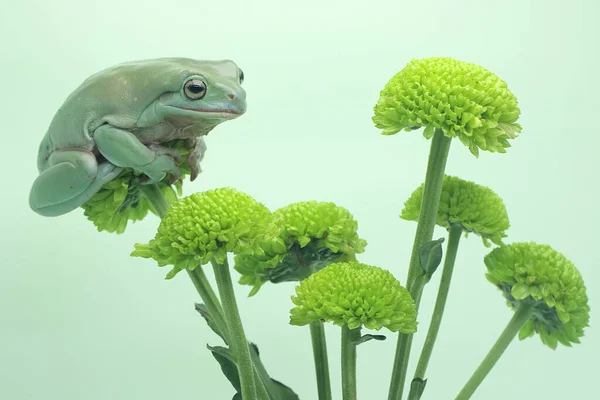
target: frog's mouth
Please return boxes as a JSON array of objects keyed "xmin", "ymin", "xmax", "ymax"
[{"xmin": 168, "ymin": 106, "xmax": 244, "ymax": 118}]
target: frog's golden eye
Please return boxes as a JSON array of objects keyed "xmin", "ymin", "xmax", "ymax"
[
  {"xmin": 239, "ymin": 69, "xmax": 244, "ymax": 84},
  {"xmin": 184, "ymin": 79, "xmax": 207, "ymax": 100}
]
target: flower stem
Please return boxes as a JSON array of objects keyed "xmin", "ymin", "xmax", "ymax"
[
  {"xmin": 187, "ymin": 267, "xmax": 230, "ymax": 343},
  {"xmin": 388, "ymin": 287, "xmax": 424, "ymax": 400},
  {"xmin": 212, "ymin": 259, "xmax": 256, "ymax": 400},
  {"xmin": 310, "ymin": 321, "xmax": 333, "ymax": 400},
  {"xmin": 410, "ymin": 225, "xmax": 462, "ymax": 399},
  {"xmin": 456, "ymin": 303, "xmax": 534, "ymax": 400},
  {"xmin": 341, "ymin": 325, "xmax": 361, "ymax": 400},
  {"xmin": 188, "ymin": 269, "xmax": 271, "ymax": 400},
  {"xmin": 388, "ymin": 129, "xmax": 452, "ymax": 400},
  {"xmin": 306, "ymin": 263, "xmax": 332, "ymax": 400},
  {"xmin": 140, "ymin": 183, "xmax": 170, "ymax": 217}
]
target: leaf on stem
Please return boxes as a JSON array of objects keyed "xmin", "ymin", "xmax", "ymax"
[
  {"xmin": 408, "ymin": 378, "xmax": 427, "ymax": 400},
  {"xmin": 271, "ymin": 379, "xmax": 300, "ymax": 400},
  {"xmin": 208, "ymin": 343, "xmax": 300, "ymax": 400},
  {"xmin": 354, "ymin": 334, "xmax": 387, "ymax": 345},
  {"xmin": 419, "ymin": 237, "xmax": 445, "ymax": 280},
  {"xmin": 195, "ymin": 303, "xmax": 226, "ymax": 342},
  {"xmin": 207, "ymin": 345, "xmax": 241, "ymax": 394}
]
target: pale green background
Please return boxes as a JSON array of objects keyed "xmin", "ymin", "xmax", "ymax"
[{"xmin": 1, "ymin": 0, "xmax": 598, "ymax": 399}]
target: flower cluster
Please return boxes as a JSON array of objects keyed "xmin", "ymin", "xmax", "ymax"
[
  {"xmin": 131, "ymin": 187, "xmax": 273, "ymax": 278},
  {"xmin": 401, "ymin": 175, "xmax": 509, "ymax": 246},
  {"xmin": 82, "ymin": 139, "xmax": 192, "ymax": 233},
  {"xmin": 290, "ymin": 262, "xmax": 417, "ymax": 332},
  {"xmin": 373, "ymin": 57, "xmax": 521, "ymax": 156},
  {"xmin": 485, "ymin": 242, "xmax": 590, "ymax": 349},
  {"xmin": 235, "ymin": 201, "xmax": 367, "ymax": 295}
]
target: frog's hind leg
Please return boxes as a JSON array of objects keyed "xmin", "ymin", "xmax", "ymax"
[{"xmin": 29, "ymin": 149, "xmax": 122, "ymax": 217}]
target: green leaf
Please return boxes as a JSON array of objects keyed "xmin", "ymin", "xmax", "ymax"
[
  {"xmin": 354, "ymin": 334, "xmax": 387, "ymax": 345},
  {"xmin": 272, "ymin": 379, "xmax": 300, "ymax": 400},
  {"xmin": 248, "ymin": 342, "xmax": 300, "ymax": 399},
  {"xmin": 207, "ymin": 345, "xmax": 241, "ymax": 394},
  {"xmin": 195, "ymin": 303, "xmax": 226, "ymax": 342},
  {"xmin": 210, "ymin": 340, "xmax": 300, "ymax": 400},
  {"xmin": 408, "ymin": 378, "xmax": 427, "ymax": 400},
  {"xmin": 419, "ymin": 237, "xmax": 445, "ymax": 279},
  {"xmin": 232, "ymin": 394, "xmax": 242, "ymax": 400}
]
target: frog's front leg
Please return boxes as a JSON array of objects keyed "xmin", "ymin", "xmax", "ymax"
[
  {"xmin": 29, "ymin": 150, "xmax": 123, "ymax": 217},
  {"xmin": 93, "ymin": 125, "xmax": 181, "ymax": 183},
  {"xmin": 184, "ymin": 137, "xmax": 207, "ymax": 181}
]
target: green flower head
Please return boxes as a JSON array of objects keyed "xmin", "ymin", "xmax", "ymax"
[
  {"xmin": 290, "ymin": 262, "xmax": 417, "ymax": 332},
  {"xmin": 485, "ymin": 242, "xmax": 590, "ymax": 349},
  {"xmin": 401, "ymin": 175, "xmax": 509, "ymax": 246},
  {"xmin": 235, "ymin": 201, "xmax": 367, "ymax": 296},
  {"xmin": 82, "ymin": 139, "xmax": 192, "ymax": 233},
  {"xmin": 373, "ymin": 57, "xmax": 521, "ymax": 156},
  {"xmin": 131, "ymin": 187, "xmax": 272, "ymax": 279}
]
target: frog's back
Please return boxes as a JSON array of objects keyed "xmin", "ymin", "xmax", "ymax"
[{"xmin": 38, "ymin": 58, "xmax": 218, "ymax": 171}]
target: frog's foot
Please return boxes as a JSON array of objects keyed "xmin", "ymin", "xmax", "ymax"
[
  {"xmin": 94, "ymin": 125, "xmax": 181, "ymax": 184},
  {"xmin": 29, "ymin": 150, "xmax": 122, "ymax": 217},
  {"xmin": 145, "ymin": 145, "xmax": 182, "ymax": 184},
  {"xmin": 185, "ymin": 137, "xmax": 207, "ymax": 181}
]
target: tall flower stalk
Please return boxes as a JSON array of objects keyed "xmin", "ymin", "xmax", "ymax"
[{"xmin": 387, "ymin": 129, "xmax": 451, "ymax": 399}]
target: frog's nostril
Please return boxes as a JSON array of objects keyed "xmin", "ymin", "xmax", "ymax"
[{"xmin": 228, "ymin": 93, "xmax": 235, "ymax": 100}]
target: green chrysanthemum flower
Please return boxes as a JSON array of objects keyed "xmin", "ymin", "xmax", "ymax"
[
  {"xmin": 485, "ymin": 242, "xmax": 590, "ymax": 349},
  {"xmin": 373, "ymin": 57, "xmax": 521, "ymax": 156},
  {"xmin": 401, "ymin": 175, "xmax": 509, "ymax": 246},
  {"xmin": 235, "ymin": 201, "xmax": 367, "ymax": 296},
  {"xmin": 81, "ymin": 139, "xmax": 192, "ymax": 233},
  {"xmin": 290, "ymin": 262, "xmax": 417, "ymax": 332},
  {"xmin": 131, "ymin": 187, "xmax": 272, "ymax": 279},
  {"xmin": 81, "ymin": 170, "xmax": 182, "ymax": 234}
]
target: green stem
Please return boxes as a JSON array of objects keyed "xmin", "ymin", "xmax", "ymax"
[
  {"xmin": 405, "ymin": 129, "xmax": 452, "ymax": 296},
  {"xmin": 456, "ymin": 303, "xmax": 534, "ymax": 400},
  {"xmin": 140, "ymin": 183, "xmax": 170, "ymax": 218},
  {"xmin": 341, "ymin": 326, "xmax": 361, "ymax": 400},
  {"xmin": 310, "ymin": 321, "xmax": 333, "ymax": 400},
  {"xmin": 305, "ymin": 263, "xmax": 332, "ymax": 400},
  {"xmin": 188, "ymin": 270, "xmax": 271, "ymax": 400},
  {"xmin": 188, "ymin": 270, "xmax": 273, "ymax": 400},
  {"xmin": 388, "ymin": 129, "xmax": 452, "ymax": 400},
  {"xmin": 412, "ymin": 225, "xmax": 462, "ymax": 389},
  {"xmin": 212, "ymin": 259, "xmax": 256, "ymax": 399},
  {"xmin": 187, "ymin": 267, "xmax": 230, "ymax": 343},
  {"xmin": 388, "ymin": 285, "xmax": 424, "ymax": 400}
]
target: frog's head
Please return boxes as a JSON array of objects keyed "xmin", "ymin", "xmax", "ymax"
[{"xmin": 157, "ymin": 59, "xmax": 246, "ymax": 125}]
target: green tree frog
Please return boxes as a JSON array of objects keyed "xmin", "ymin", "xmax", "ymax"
[{"xmin": 29, "ymin": 57, "xmax": 246, "ymax": 217}]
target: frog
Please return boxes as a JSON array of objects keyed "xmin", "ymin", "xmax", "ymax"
[{"xmin": 29, "ymin": 57, "xmax": 246, "ymax": 217}]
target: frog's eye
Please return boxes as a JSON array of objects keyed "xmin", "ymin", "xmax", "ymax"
[
  {"xmin": 239, "ymin": 69, "xmax": 244, "ymax": 84},
  {"xmin": 184, "ymin": 79, "xmax": 207, "ymax": 100}
]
